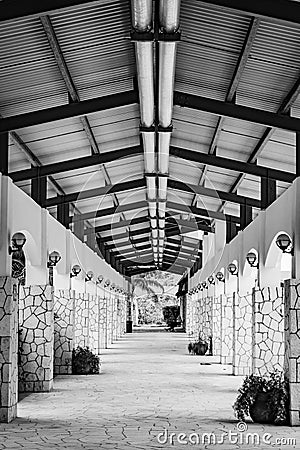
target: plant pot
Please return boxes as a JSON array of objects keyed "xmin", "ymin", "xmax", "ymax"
[
  {"xmin": 73, "ymin": 364, "xmax": 92, "ymax": 375},
  {"xmin": 249, "ymin": 392, "xmax": 278, "ymax": 424}
]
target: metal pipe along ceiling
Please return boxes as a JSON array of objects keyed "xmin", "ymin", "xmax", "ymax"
[
  {"xmin": 157, "ymin": 0, "xmax": 181, "ymax": 264},
  {"xmin": 132, "ymin": 0, "xmax": 180, "ymax": 268}
]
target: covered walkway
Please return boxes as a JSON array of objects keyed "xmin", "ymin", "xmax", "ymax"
[{"xmin": 0, "ymin": 332, "xmax": 298, "ymax": 449}]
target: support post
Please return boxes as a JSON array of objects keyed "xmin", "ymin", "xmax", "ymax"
[
  {"xmin": 240, "ymin": 201, "xmax": 252, "ymax": 230},
  {"xmin": 226, "ymin": 217, "xmax": 238, "ymax": 243},
  {"xmin": 57, "ymin": 198, "xmax": 70, "ymax": 229},
  {"xmin": 31, "ymin": 171, "xmax": 47, "ymax": 207},
  {"xmin": 261, "ymin": 176, "xmax": 276, "ymax": 209},
  {"xmin": 0, "ymin": 277, "xmax": 18, "ymax": 423},
  {"xmin": 0, "ymin": 133, "xmax": 9, "ymax": 175}
]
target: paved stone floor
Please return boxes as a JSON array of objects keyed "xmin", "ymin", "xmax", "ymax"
[{"xmin": 0, "ymin": 331, "xmax": 299, "ymax": 449}]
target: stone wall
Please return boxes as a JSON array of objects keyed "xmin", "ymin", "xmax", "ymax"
[
  {"xmin": 106, "ymin": 297, "xmax": 113, "ymax": 347},
  {"xmin": 99, "ymin": 296, "xmax": 107, "ymax": 349},
  {"xmin": 89, "ymin": 295, "xmax": 99, "ymax": 354},
  {"xmin": 198, "ymin": 295, "xmax": 213, "ymax": 343},
  {"xmin": 74, "ymin": 293, "xmax": 89, "ymax": 348},
  {"xmin": 0, "ymin": 277, "xmax": 18, "ymax": 423},
  {"xmin": 18, "ymin": 285, "xmax": 54, "ymax": 393},
  {"xmin": 252, "ymin": 286, "xmax": 284, "ymax": 375},
  {"xmin": 54, "ymin": 290, "xmax": 74, "ymax": 375},
  {"xmin": 233, "ymin": 292, "xmax": 252, "ymax": 375},
  {"xmin": 212, "ymin": 294, "xmax": 222, "ymax": 360},
  {"xmin": 221, "ymin": 294, "xmax": 234, "ymax": 365},
  {"xmin": 284, "ymin": 279, "xmax": 300, "ymax": 426}
]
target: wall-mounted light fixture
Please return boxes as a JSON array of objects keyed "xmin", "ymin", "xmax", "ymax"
[
  {"xmin": 201, "ymin": 281, "xmax": 207, "ymax": 289},
  {"xmin": 246, "ymin": 251, "xmax": 259, "ymax": 268},
  {"xmin": 97, "ymin": 275, "xmax": 104, "ymax": 284},
  {"xmin": 85, "ymin": 271, "xmax": 94, "ymax": 282},
  {"xmin": 8, "ymin": 232, "xmax": 26, "ymax": 254},
  {"xmin": 208, "ymin": 275, "xmax": 215, "ymax": 285},
  {"xmin": 227, "ymin": 263, "xmax": 238, "ymax": 276},
  {"xmin": 276, "ymin": 233, "xmax": 293, "ymax": 254},
  {"xmin": 104, "ymin": 279, "xmax": 111, "ymax": 288},
  {"xmin": 216, "ymin": 271, "xmax": 225, "ymax": 282},
  {"xmin": 110, "ymin": 283, "xmax": 116, "ymax": 291},
  {"xmin": 70, "ymin": 264, "xmax": 81, "ymax": 278},
  {"xmin": 47, "ymin": 250, "xmax": 61, "ymax": 268}
]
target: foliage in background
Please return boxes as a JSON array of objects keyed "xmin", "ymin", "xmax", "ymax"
[
  {"xmin": 137, "ymin": 295, "xmax": 179, "ymax": 324},
  {"xmin": 72, "ymin": 346, "xmax": 100, "ymax": 375},
  {"xmin": 162, "ymin": 305, "xmax": 180, "ymax": 325}
]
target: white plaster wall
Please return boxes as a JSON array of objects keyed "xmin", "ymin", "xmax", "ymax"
[
  {"xmin": 0, "ymin": 175, "xmax": 127, "ymax": 289},
  {"xmin": 191, "ymin": 177, "xmax": 300, "ymax": 290}
]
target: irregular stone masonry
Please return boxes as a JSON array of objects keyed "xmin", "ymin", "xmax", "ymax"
[
  {"xmin": 221, "ymin": 295, "xmax": 234, "ymax": 365},
  {"xmin": 233, "ymin": 292, "xmax": 252, "ymax": 376},
  {"xmin": 106, "ymin": 297, "xmax": 113, "ymax": 347},
  {"xmin": 252, "ymin": 286, "xmax": 284, "ymax": 375},
  {"xmin": 284, "ymin": 279, "xmax": 300, "ymax": 426},
  {"xmin": 18, "ymin": 285, "xmax": 54, "ymax": 393},
  {"xmin": 99, "ymin": 297, "xmax": 107, "ymax": 349},
  {"xmin": 54, "ymin": 290, "xmax": 74, "ymax": 375},
  {"xmin": 74, "ymin": 293, "xmax": 89, "ymax": 348},
  {"xmin": 89, "ymin": 294, "xmax": 99, "ymax": 355},
  {"xmin": 212, "ymin": 294, "xmax": 222, "ymax": 360},
  {"xmin": 198, "ymin": 295, "xmax": 212, "ymax": 343},
  {"xmin": 0, "ymin": 277, "xmax": 18, "ymax": 423}
]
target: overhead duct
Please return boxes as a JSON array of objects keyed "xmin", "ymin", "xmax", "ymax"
[
  {"xmin": 131, "ymin": 0, "xmax": 157, "ymax": 265},
  {"xmin": 157, "ymin": 0, "xmax": 181, "ymax": 267}
]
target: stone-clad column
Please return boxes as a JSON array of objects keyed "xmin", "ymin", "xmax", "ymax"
[
  {"xmin": 89, "ymin": 294, "xmax": 99, "ymax": 354},
  {"xmin": 99, "ymin": 296, "xmax": 107, "ymax": 349},
  {"xmin": 74, "ymin": 293, "xmax": 89, "ymax": 348},
  {"xmin": 106, "ymin": 296, "xmax": 113, "ymax": 347},
  {"xmin": 284, "ymin": 279, "xmax": 300, "ymax": 426},
  {"xmin": 221, "ymin": 294, "xmax": 234, "ymax": 364},
  {"xmin": 212, "ymin": 294, "xmax": 222, "ymax": 361},
  {"xmin": 233, "ymin": 292, "xmax": 252, "ymax": 376},
  {"xmin": 252, "ymin": 286, "xmax": 284, "ymax": 375},
  {"xmin": 19, "ymin": 285, "xmax": 54, "ymax": 393},
  {"xmin": 112, "ymin": 296, "xmax": 118, "ymax": 342},
  {"xmin": 54, "ymin": 289, "xmax": 74, "ymax": 375},
  {"xmin": 0, "ymin": 277, "xmax": 18, "ymax": 423}
]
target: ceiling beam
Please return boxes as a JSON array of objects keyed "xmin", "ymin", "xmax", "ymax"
[
  {"xmin": 85, "ymin": 215, "xmax": 148, "ymax": 235},
  {"xmin": 10, "ymin": 146, "xmax": 143, "ymax": 182},
  {"xmin": 228, "ymin": 75, "xmax": 300, "ymax": 194},
  {"xmin": 45, "ymin": 178, "xmax": 146, "ymax": 207},
  {"xmin": 168, "ymin": 179, "xmax": 261, "ymax": 208},
  {"xmin": 167, "ymin": 201, "xmax": 240, "ymax": 223},
  {"xmin": 0, "ymin": 90, "xmax": 139, "ymax": 134},
  {"xmin": 194, "ymin": 17, "xmax": 260, "ymax": 202},
  {"xmin": 169, "ymin": 146, "xmax": 295, "ymax": 184},
  {"xmin": 71, "ymin": 200, "xmax": 148, "ymax": 223},
  {"xmin": 197, "ymin": 0, "xmax": 300, "ymax": 27},
  {"xmin": 2, "ymin": 0, "xmax": 300, "ymax": 27},
  {"xmin": 174, "ymin": 92, "xmax": 300, "ymax": 133},
  {"xmin": 0, "ymin": 0, "xmax": 102, "ymax": 22}
]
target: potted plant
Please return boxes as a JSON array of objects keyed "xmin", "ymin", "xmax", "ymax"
[
  {"xmin": 188, "ymin": 338, "xmax": 208, "ymax": 355},
  {"xmin": 233, "ymin": 370, "xmax": 289, "ymax": 425},
  {"xmin": 72, "ymin": 346, "xmax": 100, "ymax": 375}
]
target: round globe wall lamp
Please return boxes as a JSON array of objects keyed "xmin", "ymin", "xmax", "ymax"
[
  {"xmin": 216, "ymin": 271, "xmax": 225, "ymax": 282},
  {"xmin": 85, "ymin": 271, "xmax": 94, "ymax": 282},
  {"xmin": 8, "ymin": 232, "xmax": 26, "ymax": 254},
  {"xmin": 246, "ymin": 251, "xmax": 258, "ymax": 268},
  {"xmin": 97, "ymin": 275, "xmax": 104, "ymax": 284},
  {"xmin": 201, "ymin": 281, "xmax": 208, "ymax": 289},
  {"xmin": 208, "ymin": 275, "xmax": 215, "ymax": 285},
  {"xmin": 70, "ymin": 264, "xmax": 81, "ymax": 278},
  {"xmin": 227, "ymin": 263, "xmax": 238, "ymax": 276},
  {"xmin": 47, "ymin": 251, "xmax": 61, "ymax": 268},
  {"xmin": 276, "ymin": 233, "xmax": 293, "ymax": 254}
]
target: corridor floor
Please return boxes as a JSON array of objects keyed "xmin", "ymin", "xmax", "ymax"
[{"xmin": 0, "ymin": 332, "xmax": 299, "ymax": 449}]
